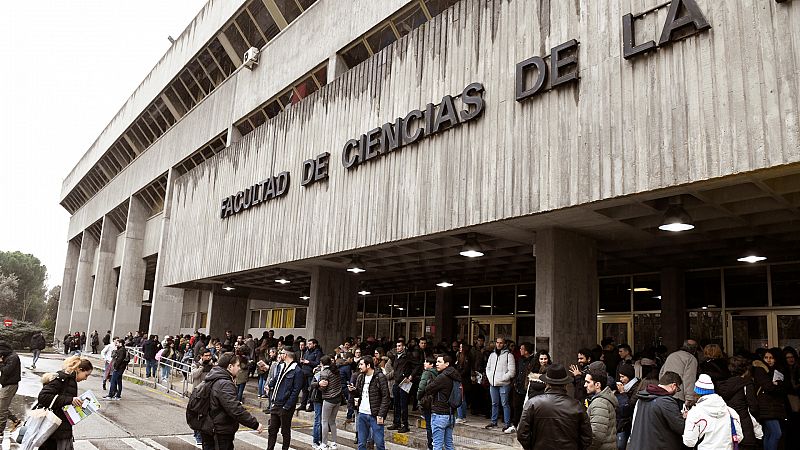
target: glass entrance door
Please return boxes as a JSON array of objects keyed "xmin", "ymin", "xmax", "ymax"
[
  {"xmin": 775, "ymin": 311, "xmax": 800, "ymax": 349},
  {"xmin": 470, "ymin": 317, "xmax": 516, "ymax": 343},
  {"xmin": 597, "ymin": 316, "xmax": 633, "ymax": 350},
  {"xmin": 728, "ymin": 312, "xmax": 770, "ymax": 355}
]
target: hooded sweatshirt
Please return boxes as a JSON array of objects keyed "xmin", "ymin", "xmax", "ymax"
[
  {"xmin": 0, "ymin": 343, "xmax": 21, "ymax": 386},
  {"xmin": 628, "ymin": 385, "xmax": 685, "ymax": 450},
  {"xmin": 682, "ymin": 393, "xmax": 742, "ymax": 449}
]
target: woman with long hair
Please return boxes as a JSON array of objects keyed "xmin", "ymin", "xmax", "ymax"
[
  {"xmin": 527, "ymin": 351, "xmax": 551, "ymax": 398},
  {"xmin": 752, "ymin": 347, "xmax": 789, "ymax": 450},
  {"xmin": 37, "ymin": 355, "xmax": 94, "ymax": 450}
]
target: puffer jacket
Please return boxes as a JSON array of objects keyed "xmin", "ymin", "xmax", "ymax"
[
  {"xmin": 627, "ymin": 385, "xmax": 685, "ymax": 450},
  {"xmin": 37, "ymin": 371, "xmax": 78, "ymax": 441},
  {"xmin": 659, "ymin": 350, "xmax": 697, "ymax": 403},
  {"xmin": 486, "ymin": 348, "xmax": 516, "ymax": 386},
  {"xmin": 425, "ymin": 366, "xmax": 462, "ymax": 415},
  {"xmin": 417, "ymin": 367, "xmax": 439, "ymax": 402},
  {"xmin": 751, "ymin": 360, "xmax": 788, "ymax": 420},
  {"xmin": 587, "ymin": 386, "xmax": 618, "ymax": 450},
  {"xmin": 682, "ymin": 394, "xmax": 742, "ymax": 449},
  {"xmin": 310, "ymin": 365, "xmax": 343, "ymax": 402},
  {"xmin": 517, "ymin": 385, "xmax": 592, "ymax": 450},
  {"xmin": 0, "ymin": 344, "xmax": 21, "ymax": 385},
  {"xmin": 716, "ymin": 374, "xmax": 760, "ymax": 447},
  {"xmin": 352, "ymin": 369, "xmax": 390, "ymax": 418},
  {"xmin": 205, "ymin": 366, "xmax": 259, "ymax": 434}
]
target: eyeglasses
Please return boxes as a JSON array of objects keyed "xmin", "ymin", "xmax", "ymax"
[{"xmin": 279, "ymin": 352, "xmax": 286, "ymax": 355}]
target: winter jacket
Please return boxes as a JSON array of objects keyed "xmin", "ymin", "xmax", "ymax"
[
  {"xmin": 417, "ymin": 367, "xmax": 439, "ymax": 402},
  {"xmin": 303, "ymin": 347, "xmax": 323, "ymax": 376},
  {"xmin": 751, "ymin": 360, "xmax": 788, "ymax": 420},
  {"xmin": 191, "ymin": 361, "xmax": 213, "ymax": 388},
  {"xmin": 102, "ymin": 333, "xmax": 111, "ymax": 345},
  {"xmin": 36, "ymin": 371, "xmax": 78, "ymax": 441},
  {"xmin": 517, "ymin": 385, "xmax": 592, "ymax": 450},
  {"xmin": 391, "ymin": 351, "xmax": 417, "ymax": 381},
  {"xmin": 486, "ymin": 348, "xmax": 515, "ymax": 387},
  {"xmin": 425, "ymin": 366, "xmax": 462, "ymax": 415},
  {"xmin": 142, "ymin": 339, "xmax": 161, "ymax": 360},
  {"xmin": 30, "ymin": 333, "xmax": 47, "ymax": 351},
  {"xmin": 659, "ymin": 350, "xmax": 698, "ymax": 404},
  {"xmin": 698, "ymin": 358, "xmax": 730, "ymax": 384},
  {"xmin": 682, "ymin": 393, "xmax": 742, "ymax": 449},
  {"xmin": 614, "ymin": 378, "xmax": 640, "ymax": 434},
  {"xmin": 268, "ymin": 360, "xmax": 303, "ymax": 410},
  {"xmin": 0, "ymin": 345, "xmax": 21, "ymax": 385},
  {"xmin": 204, "ymin": 366, "xmax": 259, "ymax": 434},
  {"xmin": 514, "ymin": 355, "xmax": 536, "ymax": 395},
  {"xmin": 310, "ymin": 365, "xmax": 343, "ymax": 402},
  {"xmin": 716, "ymin": 374, "xmax": 761, "ymax": 447},
  {"xmin": 111, "ymin": 346, "xmax": 129, "ymax": 372},
  {"xmin": 587, "ymin": 387, "xmax": 618, "ymax": 450},
  {"xmin": 627, "ymin": 385, "xmax": 685, "ymax": 450},
  {"xmin": 352, "ymin": 370, "xmax": 391, "ymax": 418}
]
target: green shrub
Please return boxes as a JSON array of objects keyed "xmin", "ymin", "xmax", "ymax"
[{"xmin": 0, "ymin": 321, "xmax": 51, "ymax": 350}]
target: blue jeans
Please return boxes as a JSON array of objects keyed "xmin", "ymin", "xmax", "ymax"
[
  {"xmin": 108, "ymin": 369, "xmax": 123, "ymax": 398},
  {"xmin": 145, "ymin": 359, "xmax": 157, "ymax": 377},
  {"xmin": 160, "ymin": 364, "xmax": 171, "ymax": 380},
  {"xmin": 236, "ymin": 383, "xmax": 246, "ymax": 402},
  {"xmin": 258, "ymin": 374, "xmax": 267, "ymax": 396},
  {"xmin": 357, "ymin": 413, "xmax": 385, "ymax": 450},
  {"xmin": 489, "ymin": 385, "xmax": 511, "ymax": 427},
  {"xmin": 616, "ymin": 431, "xmax": 629, "ymax": 450},
  {"xmin": 312, "ymin": 402, "xmax": 322, "ymax": 445},
  {"xmin": 32, "ymin": 349, "xmax": 41, "ymax": 367},
  {"xmin": 194, "ymin": 430, "xmax": 202, "ymax": 444},
  {"xmin": 763, "ymin": 419, "xmax": 782, "ymax": 450},
  {"xmin": 456, "ymin": 400, "xmax": 467, "ymax": 419},
  {"xmin": 431, "ymin": 413, "xmax": 455, "ymax": 450},
  {"xmin": 423, "ymin": 411, "xmax": 432, "ymax": 449}
]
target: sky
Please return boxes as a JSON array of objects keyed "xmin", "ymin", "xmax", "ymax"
[{"xmin": 0, "ymin": 1, "xmax": 208, "ymax": 289}]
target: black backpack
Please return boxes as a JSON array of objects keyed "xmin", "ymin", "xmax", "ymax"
[
  {"xmin": 448, "ymin": 379, "xmax": 463, "ymax": 409},
  {"xmin": 186, "ymin": 379, "xmax": 220, "ymax": 432}
]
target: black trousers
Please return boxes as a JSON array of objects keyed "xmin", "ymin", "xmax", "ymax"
[
  {"xmin": 267, "ymin": 406, "xmax": 294, "ymax": 450},
  {"xmin": 511, "ymin": 390, "xmax": 525, "ymax": 426},
  {"xmin": 200, "ymin": 433, "xmax": 235, "ymax": 450}
]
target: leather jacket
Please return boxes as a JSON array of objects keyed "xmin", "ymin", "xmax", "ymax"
[{"xmin": 517, "ymin": 386, "xmax": 593, "ymax": 450}]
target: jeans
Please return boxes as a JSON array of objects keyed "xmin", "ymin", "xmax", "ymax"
[
  {"xmin": 160, "ymin": 364, "xmax": 171, "ymax": 381},
  {"xmin": 763, "ymin": 419, "xmax": 782, "ymax": 450},
  {"xmin": 0, "ymin": 384, "xmax": 19, "ymax": 434},
  {"xmin": 489, "ymin": 385, "xmax": 511, "ymax": 427},
  {"xmin": 321, "ymin": 399, "xmax": 340, "ymax": 445},
  {"xmin": 267, "ymin": 406, "xmax": 294, "ymax": 450},
  {"xmin": 145, "ymin": 359, "xmax": 157, "ymax": 378},
  {"xmin": 357, "ymin": 413, "xmax": 385, "ymax": 450},
  {"xmin": 200, "ymin": 433, "xmax": 234, "ymax": 450},
  {"xmin": 456, "ymin": 398, "xmax": 468, "ymax": 419},
  {"xmin": 616, "ymin": 431, "xmax": 629, "ymax": 450},
  {"xmin": 236, "ymin": 383, "xmax": 246, "ymax": 402},
  {"xmin": 431, "ymin": 413, "xmax": 455, "ymax": 450},
  {"xmin": 32, "ymin": 349, "xmax": 41, "ymax": 367},
  {"xmin": 423, "ymin": 411, "xmax": 433, "ymax": 449},
  {"xmin": 108, "ymin": 369, "xmax": 123, "ymax": 398},
  {"xmin": 194, "ymin": 430, "xmax": 202, "ymax": 445},
  {"xmin": 392, "ymin": 384, "xmax": 409, "ymax": 427},
  {"xmin": 312, "ymin": 402, "xmax": 322, "ymax": 444},
  {"xmin": 258, "ymin": 374, "xmax": 268, "ymax": 396}
]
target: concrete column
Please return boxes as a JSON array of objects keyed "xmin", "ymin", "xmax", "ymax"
[
  {"xmin": 306, "ymin": 267, "xmax": 358, "ymax": 353},
  {"xmin": 149, "ymin": 169, "xmax": 185, "ymax": 337},
  {"xmin": 86, "ymin": 216, "xmax": 120, "ymax": 337},
  {"xmin": 434, "ymin": 287, "xmax": 454, "ymax": 342},
  {"xmin": 69, "ymin": 231, "xmax": 98, "ymax": 335},
  {"xmin": 535, "ymin": 228, "xmax": 598, "ymax": 364},
  {"xmin": 660, "ymin": 267, "xmax": 687, "ymax": 351},
  {"xmin": 207, "ymin": 291, "xmax": 248, "ymax": 338},
  {"xmin": 54, "ymin": 238, "xmax": 81, "ymax": 341},
  {"xmin": 112, "ymin": 197, "xmax": 148, "ymax": 336},
  {"xmin": 327, "ymin": 53, "xmax": 348, "ymax": 83}
]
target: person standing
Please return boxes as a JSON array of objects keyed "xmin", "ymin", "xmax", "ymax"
[
  {"xmin": 454, "ymin": 343, "xmax": 472, "ymax": 424},
  {"xmin": 485, "ymin": 337, "xmax": 516, "ymax": 433},
  {"xmin": 659, "ymin": 340, "xmax": 699, "ymax": 405},
  {"xmin": 100, "ymin": 338, "xmax": 115, "ymax": 390},
  {"xmin": 349, "ymin": 356, "xmax": 390, "ymax": 450},
  {"xmin": 104, "ymin": 338, "xmax": 128, "ymax": 400},
  {"xmin": 627, "ymin": 371, "xmax": 686, "ymax": 449},
  {"xmin": 0, "ymin": 342, "xmax": 22, "ymax": 440},
  {"xmin": 29, "ymin": 331, "xmax": 46, "ymax": 369},
  {"xmin": 90, "ymin": 330, "xmax": 100, "ymax": 354},
  {"xmin": 102, "ymin": 330, "xmax": 111, "ymax": 346},
  {"xmin": 425, "ymin": 355, "xmax": 461, "ymax": 450},
  {"xmin": 202, "ymin": 353, "xmax": 264, "ymax": 450},
  {"xmin": 752, "ymin": 348, "xmax": 788, "ymax": 450},
  {"xmin": 313, "ymin": 355, "xmax": 344, "ymax": 450},
  {"xmin": 267, "ymin": 350, "xmax": 303, "ymax": 450},
  {"xmin": 417, "ymin": 356, "xmax": 439, "ymax": 450},
  {"xmin": 584, "ymin": 368, "xmax": 617, "ymax": 450},
  {"xmin": 387, "ymin": 340, "xmax": 417, "ymax": 433},
  {"xmin": 613, "ymin": 364, "xmax": 640, "ymax": 449},
  {"xmin": 569, "ymin": 348, "xmax": 595, "ymax": 406},
  {"xmin": 716, "ymin": 356, "xmax": 762, "ymax": 450},
  {"xmin": 682, "ymin": 374, "xmax": 742, "ymax": 449},
  {"xmin": 37, "ymin": 356, "xmax": 94, "ymax": 450},
  {"xmin": 142, "ymin": 334, "xmax": 161, "ymax": 379},
  {"xmin": 512, "ymin": 343, "xmax": 535, "ymax": 428},
  {"xmin": 190, "ymin": 349, "xmax": 214, "ymax": 447},
  {"xmin": 516, "ymin": 364, "xmax": 592, "ymax": 449}
]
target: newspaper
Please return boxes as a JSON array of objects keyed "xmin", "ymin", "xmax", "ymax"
[
  {"xmin": 773, "ymin": 370, "xmax": 784, "ymax": 383},
  {"xmin": 62, "ymin": 390, "xmax": 100, "ymax": 425},
  {"xmin": 399, "ymin": 380, "xmax": 413, "ymax": 393}
]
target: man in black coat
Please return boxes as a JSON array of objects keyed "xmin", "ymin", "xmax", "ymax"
[
  {"xmin": 104, "ymin": 338, "xmax": 128, "ymax": 401},
  {"xmin": 0, "ymin": 342, "xmax": 21, "ymax": 436},
  {"xmin": 29, "ymin": 331, "xmax": 46, "ymax": 369},
  {"xmin": 203, "ymin": 353, "xmax": 263, "ymax": 450},
  {"xmin": 102, "ymin": 330, "xmax": 111, "ymax": 346},
  {"xmin": 388, "ymin": 340, "xmax": 417, "ymax": 433},
  {"xmin": 141, "ymin": 335, "xmax": 162, "ymax": 379},
  {"xmin": 267, "ymin": 350, "xmax": 303, "ymax": 450},
  {"xmin": 627, "ymin": 371, "xmax": 685, "ymax": 449}
]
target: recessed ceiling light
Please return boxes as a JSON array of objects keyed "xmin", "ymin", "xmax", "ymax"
[
  {"xmin": 436, "ymin": 281, "xmax": 454, "ymax": 288},
  {"xmin": 628, "ymin": 287, "xmax": 653, "ymax": 292},
  {"xmin": 518, "ymin": 294, "xmax": 527, "ymax": 298},
  {"xmin": 358, "ymin": 290, "xmax": 371, "ymax": 296},
  {"xmin": 299, "ymin": 295, "xmax": 310, "ymax": 300},
  {"xmin": 600, "ymin": 308, "xmax": 606, "ymax": 312},
  {"xmin": 479, "ymin": 304, "xmax": 491, "ymax": 308},
  {"xmin": 222, "ymin": 280, "xmax": 235, "ymax": 291},
  {"xmin": 702, "ymin": 306, "xmax": 708, "ymax": 310},
  {"xmin": 737, "ymin": 255, "xmax": 766, "ymax": 264},
  {"xmin": 461, "ymin": 305, "xmax": 469, "ymax": 309}
]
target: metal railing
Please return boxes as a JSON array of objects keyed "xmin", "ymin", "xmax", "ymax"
[{"xmin": 124, "ymin": 346, "xmax": 194, "ymax": 396}]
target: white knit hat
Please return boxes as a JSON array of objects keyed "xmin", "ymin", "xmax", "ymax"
[{"xmin": 694, "ymin": 373, "xmax": 714, "ymax": 395}]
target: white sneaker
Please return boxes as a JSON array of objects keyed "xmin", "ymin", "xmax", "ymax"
[
  {"xmin": 328, "ymin": 444, "xmax": 338, "ymax": 450},
  {"xmin": 503, "ymin": 425, "xmax": 516, "ymax": 434},
  {"xmin": 455, "ymin": 418, "xmax": 467, "ymax": 424}
]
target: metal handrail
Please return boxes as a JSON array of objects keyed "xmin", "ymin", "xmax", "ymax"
[{"xmin": 124, "ymin": 346, "xmax": 194, "ymax": 397}]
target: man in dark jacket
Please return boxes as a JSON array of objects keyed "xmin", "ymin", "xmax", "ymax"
[
  {"xmin": 517, "ymin": 364, "xmax": 592, "ymax": 450},
  {"xmin": 203, "ymin": 353, "xmax": 263, "ymax": 450},
  {"xmin": 297, "ymin": 339, "xmax": 322, "ymax": 411},
  {"xmin": 426, "ymin": 355, "xmax": 462, "ymax": 450},
  {"xmin": 142, "ymin": 335, "xmax": 162, "ymax": 379},
  {"xmin": 29, "ymin": 331, "xmax": 46, "ymax": 369},
  {"xmin": 349, "ymin": 355, "xmax": 390, "ymax": 450},
  {"xmin": 104, "ymin": 338, "xmax": 128, "ymax": 400},
  {"xmin": 513, "ymin": 342, "xmax": 536, "ymax": 427},
  {"xmin": 267, "ymin": 350, "xmax": 303, "ymax": 450},
  {"xmin": 627, "ymin": 371, "xmax": 685, "ymax": 449},
  {"xmin": 103, "ymin": 330, "xmax": 111, "ymax": 346},
  {"xmin": 0, "ymin": 342, "xmax": 21, "ymax": 437},
  {"xmin": 388, "ymin": 340, "xmax": 417, "ymax": 433}
]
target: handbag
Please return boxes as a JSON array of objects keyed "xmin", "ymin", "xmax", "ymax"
[{"xmin": 19, "ymin": 395, "xmax": 62, "ymax": 450}]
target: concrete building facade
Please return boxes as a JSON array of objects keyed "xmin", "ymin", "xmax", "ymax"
[{"xmin": 58, "ymin": 0, "xmax": 800, "ymax": 361}]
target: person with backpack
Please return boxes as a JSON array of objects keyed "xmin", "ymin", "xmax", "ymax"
[
  {"xmin": 188, "ymin": 352, "xmax": 263, "ymax": 450},
  {"xmin": 423, "ymin": 354, "xmax": 462, "ymax": 450},
  {"xmin": 29, "ymin": 331, "xmax": 46, "ymax": 369},
  {"xmin": 103, "ymin": 337, "xmax": 128, "ymax": 400}
]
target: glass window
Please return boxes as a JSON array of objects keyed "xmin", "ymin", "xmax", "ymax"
[
  {"xmin": 493, "ymin": 285, "xmax": 516, "ymax": 315},
  {"xmin": 456, "ymin": 318, "xmax": 470, "ymax": 342},
  {"xmin": 377, "ymin": 319, "xmax": 391, "ymax": 340},
  {"xmin": 377, "ymin": 295, "xmax": 392, "ymax": 318},
  {"xmin": 632, "ymin": 274, "xmax": 661, "ymax": 311},
  {"xmin": 283, "ymin": 309, "xmax": 295, "ymax": 327},
  {"xmin": 777, "ymin": 313, "xmax": 800, "ymax": 349},
  {"xmin": 250, "ymin": 310, "xmax": 260, "ymax": 328},
  {"xmin": 291, "ymin": 76, "xmax": 319, "ymax": 103},
  {"xmin": 362, "ymin": 320, "xmax": 376, "ymax": 339},
  {"xmin": 424, "ymin": 0, "xmax": 459, "ymax": 17},
  {"xmin": 277, "ymin": 89, "xmax": 294, "ymax": 108},
  {"xmin": 393, "ymin": 3, "xmax": 429, "ymax": 37},
  {"xmin": 199, "ymin": 312, "xmax": 208, "ymax": 328},
  {"xmin": 686, "ymin": 269, "xmax": 722, "ymax": 309},
  {"xmin": 688, "ymin": 311, "xmax": 724, "ymax": 347},
  {"xmin": 261, "ymin": 310, "xmax": 271, "ymax": 328},
  {"xmin": 724, "ymin": 266, "xmax": 768, "ymax": 308},
  {"xmin": 357, "ymin": 297, "xmax": 364, "ymax": 320},
  {"xmin": 516, "ymin": 316, "xmax": 535, "ymax": 346},
  {"xmin": 425, "ymin": 318, "xmax": 436, "ymax": 339},
  {"xmin": 364, "ymin": 296, "xmax": 378, "ymax": 318},
  {"xmin": 249, "ymin": 0, "xmax": 280, "ymax": 42},
  {"xmin": 263, "ymin": 100, "xmax": 282, "ymax": 119},
  {"xmin": 516, "ymin": 283, "xmax": 535, "ymax": 313},
  {"xmin": 599, "ymin": 277, "xmax": 631, "ymax": 312},
  {"xmin": 271, "ymin": 309, "xmax": 283, "ymax": 328},
  {"xmin": 633, "ymin": 313, "xmax": 662, "ymax": 351},
  {"xmin": 391, "ymin": 294, "xmax": 408, "ymax": 318},
  {"xmin": 453, "ymin": 288, "xmax": 469, "ymax": 315},
  {"xmin": 425, "ymin": 291, "xmax": 436, "ymax": 317},
  {"xmin": 365, "ymin": 24, "xmax": 398, "ymax": 54},
  {"xmin": 274, "ymin": 0, "xmax": 302, "ymax": 23},
  {"xmin": 236, "ymin": 119, "xmax": 254, "ymax": 136},
  {"xmin": 295, "ymin": 307, "xmax": 307, "ymax": 328},
  {"xmin": 408, "ymin": 292, "xmax": 425, "ymax": 317},
  {"xmin": 340, "ymin": 41, "xmax": 371, "ymax": 69},
  {"xmin": 470, "ymin": 287, "xmax": 492, "ymax": 316},
  {"xmin": 313, "ymin": 65, "xmax": 328, "ymax": 86},
  {"xmin": 772, "ymin": 263, "xmax": 800, "ymax": 306},
  {"xmin": 223, "ymin": 26, "xmax": 250, "ymax": 59},
  {"xmin": 235, "ymin": 13, "xmax": 265, "ymax": 49}
]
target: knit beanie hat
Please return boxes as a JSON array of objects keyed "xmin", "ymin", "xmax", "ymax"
[
  {"xmin": 618, "ymin": 363, "xmax": 635, "ymax": 381},
  {"xmin": 588, "ymin": 361, "xmax": 606, "ymax": 372},
  {"xmin": 694, "ymin": 373, "xmax": 714, "ymax": 395}
]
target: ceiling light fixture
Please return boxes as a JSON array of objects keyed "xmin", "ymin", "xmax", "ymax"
[
  {"xmin": 358, "ymin": 289, "xmax": 371, "ymax": 295},
  {"xmin": 436, "ymin": 281, "xmax": 454, "ymax": 288},
  {"xmin": 274, "ymin": 269, "xmax": 291, "ymax": 284},
  {"xmin": 518, "ymin": 294, "xmax": 527, "ymax": 298},
  {"xmin": 628, "ymin": 287, "xmax": 653, "ymax": 292},
  {"xmin": 658, "ymin": 196, "xmax": 695, "ymax": 232},
  {"xmin": 459, "ymin": 233, "xmax": 485, "ymax": 258},
  {"xmin": 737, "ymin": 237, "xmax": 767, "ymax": 263},
  {"xmin": 221, "ymin": 280, "xmax": 236, "ymax": 291},
  {"xmin": 299, "ymin": 295, "xmax": 310, "ymax": 300},
  {"xmin": 346, "ymin": 255, "xmax": 366, "ymax": 273}
]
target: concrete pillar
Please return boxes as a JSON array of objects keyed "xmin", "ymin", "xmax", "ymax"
[
  {"xmin": 112, "ymin": 197, "xmax": 148, "ymax": 336},
  {"xmin": 149, "ymin": 169, "xmax": 185, "ymax": 337},
  {"xmin": 54, "ymin": 238, "xmax": 81, "ymax": 341},
  {"xmin": 306, "ymin": 267, "xmax": 358, "ymax": 353},
  {"xmin": 207, "ymin": 291, "xmax": 248, "ymax": 338},
  {"xmin": 86, "ymin": 216, "xmax": 120, "ymax": 338},
  {"xmin": 327, "ymin": 53, "xmax": 348, "ymax": 83},
  {"xmin": 69, "ymin": 231, "xmax": 98, "ymax": 335},
  {"xmin": 660, "ymin": 267, "xmax": 687, "ymax": 351},
  {"xmin": 434, "ymin": 287, "xmax": 454, "ymax": 342},
  {"xmin": 535, "ymin": 228, "xmax": 598, "ymax": 364}
]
